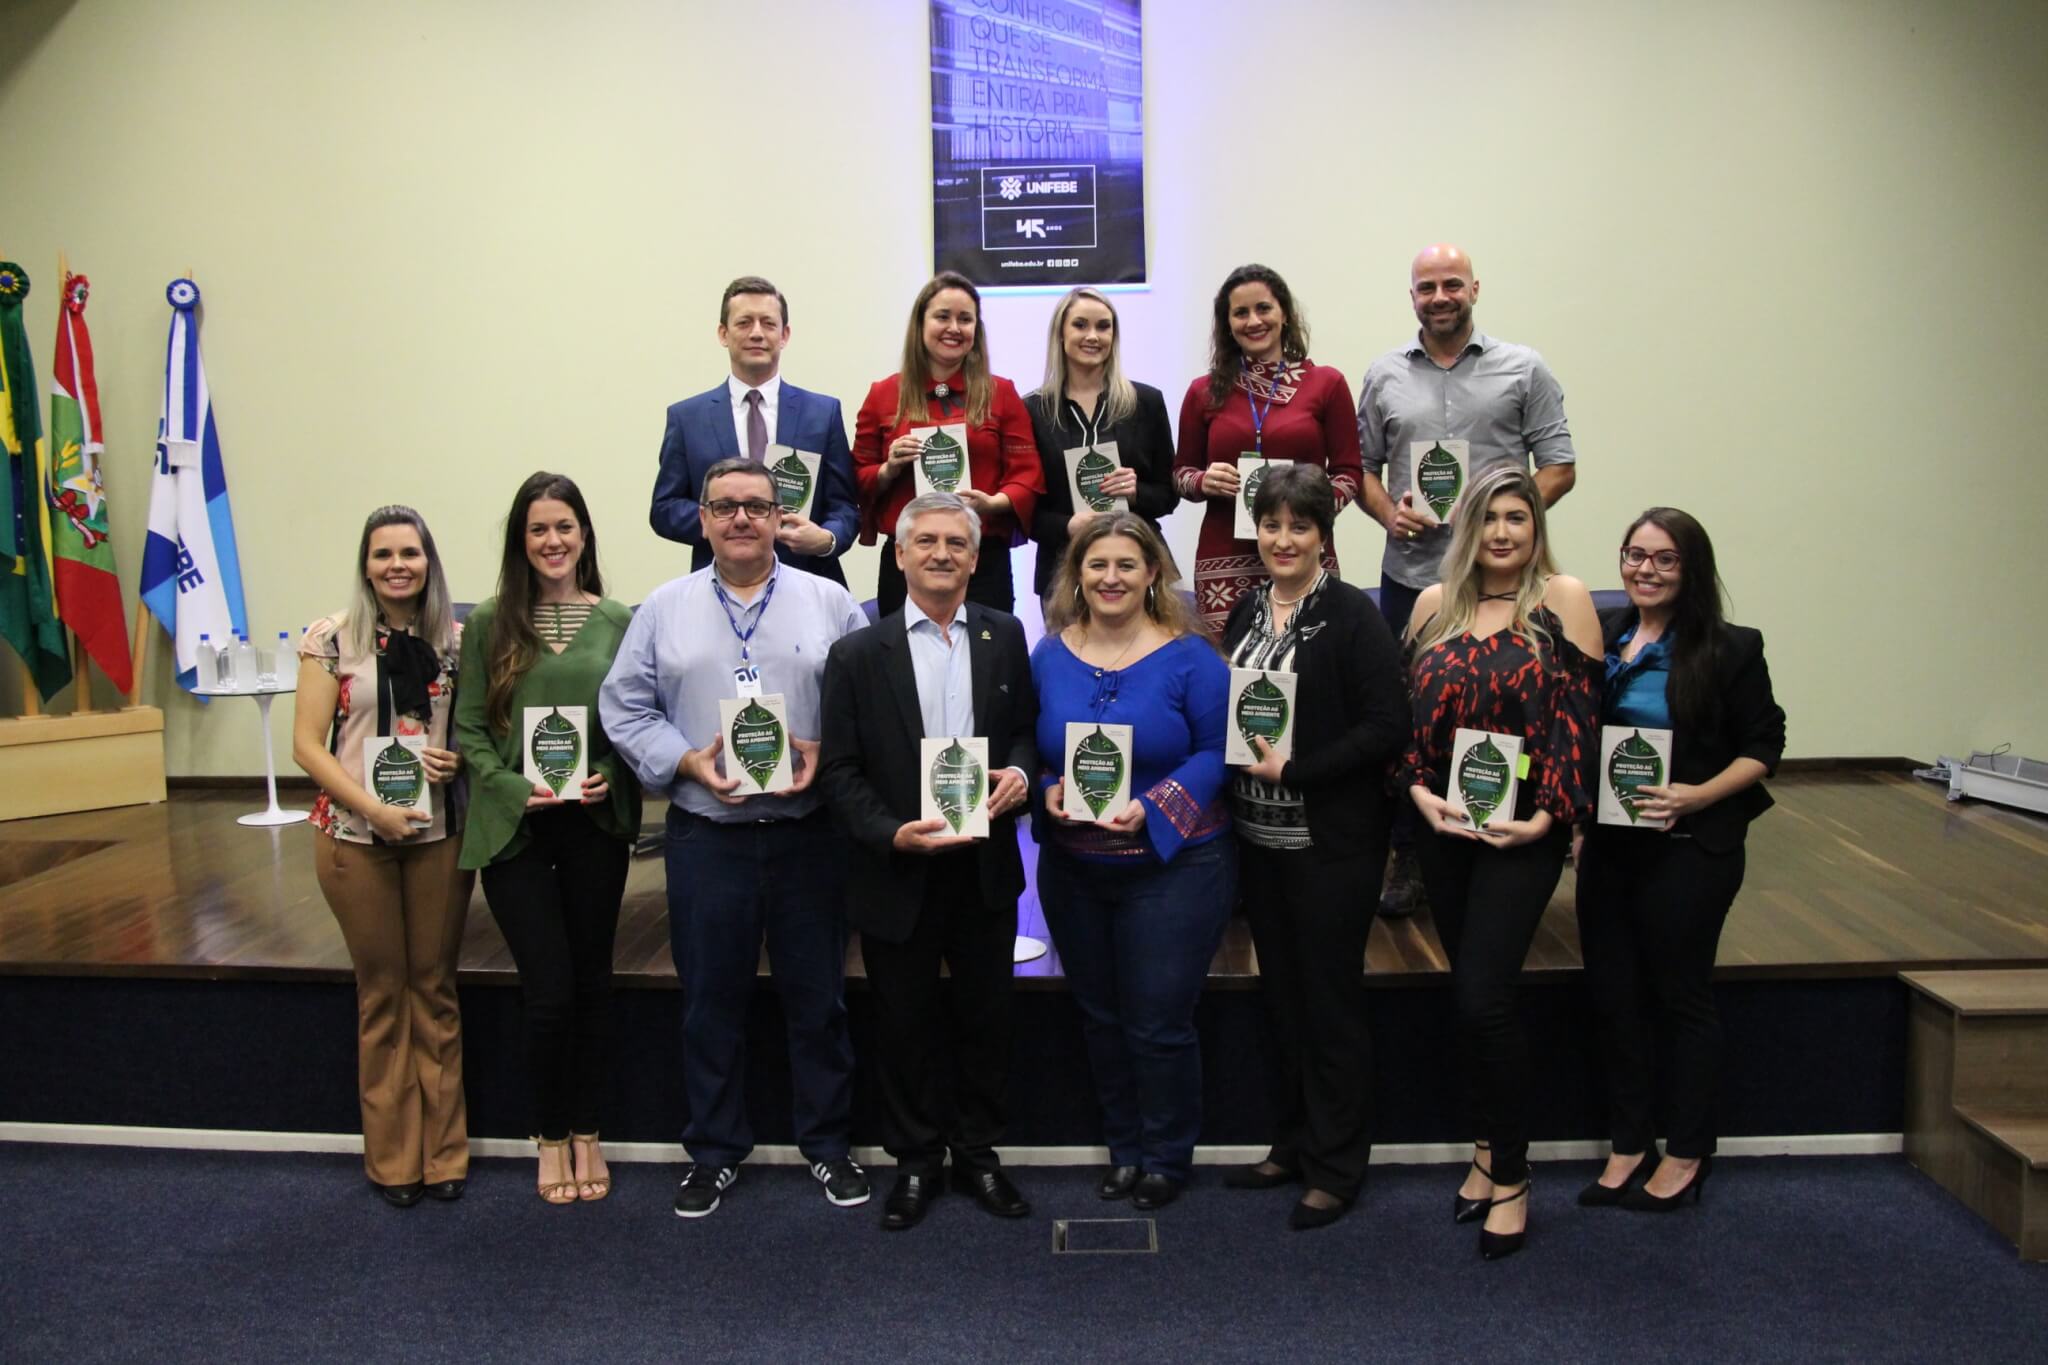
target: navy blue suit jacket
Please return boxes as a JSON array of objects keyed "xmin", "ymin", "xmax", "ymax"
[{"xmin": 649, "ymin": 379, "xmax": 858, "ymax": 584}]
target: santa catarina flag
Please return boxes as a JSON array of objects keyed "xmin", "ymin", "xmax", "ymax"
[
  {"xmin": 48, "ymin": 271, "xmax": 134, "ymax": 695},
  {"xmin": 140, "ymin": 278, "xmax": 246, "ymax": 691},
  {"xmin": 0, "ymin": 261, "xmax": 72, "ymax": 702}
]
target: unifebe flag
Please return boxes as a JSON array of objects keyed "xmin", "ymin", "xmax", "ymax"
[
  {"xmin": 140, "ymin": 278, "xmax": 246, "ymax": 690},
  {"xmin": 0, "ymin": 261, "xmax": 72, "ymax": 701},
  {"xmin": 48, "ymin": 271, "xmax": 134, "ymax": 694}
]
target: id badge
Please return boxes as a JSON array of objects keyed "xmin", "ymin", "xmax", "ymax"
[{"xmin": 733, "ymin": 664, "xmax": 764, "ymax": 698}]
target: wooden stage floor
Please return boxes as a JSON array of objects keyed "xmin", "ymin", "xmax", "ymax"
[{"xmin": 4, "ymin": 772, "xmax": 2047, "ymax": 987}]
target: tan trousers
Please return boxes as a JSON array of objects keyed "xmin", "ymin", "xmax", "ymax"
[{"xmin": 315, "ymin": 830, "xmax": 473, "ymax": 1185}]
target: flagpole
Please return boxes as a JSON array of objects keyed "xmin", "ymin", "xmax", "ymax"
[{"xmin": 127, "ymin": 596, "xmax": 149, "ymax": 708}]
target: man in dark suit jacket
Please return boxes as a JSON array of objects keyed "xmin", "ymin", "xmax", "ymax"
[
  {"xmin": 650, "ymin": 276, "xmax": 858, "ymax": 583},
  {"xmin": 819, "ymin": 492, "xmax": 1038, "ymax": 1230}
]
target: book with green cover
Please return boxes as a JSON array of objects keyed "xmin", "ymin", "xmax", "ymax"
[
  {"xmin": 1234, "ymin": 456, "xmax": 1292, "ymax": 540},
  {"xmin": 911, "ymin": 423, "xmax": 972, "ymax": 497},
  {"xmin": 766, "ymin": 445, "xmax": 823, "ymax": 521},
  {"xmin": 718, "ymin": 693, "xmax": 794, "ymax": 795},
  {"xmin": 363, "ymin": 733, "xmax": 433, "ymax": 820},
  {"xmin": 1063, "ymin": 440, "xmax": 1127, "ymax": 515},
  {"xmin": 920, "ymin": 736, "xmax": 990, "ymax": 838},
  {"xmin": 523, "ymin": 705, "xmax": 588, "ymax": 800},
  {"xmin": 1407, "ymin": 438, "xmax": 1470, "ymax": 525},
  {"xmin": 1446, "ymin": 727, "xmax": 1521, "ymax": 828},
  {"xmin": 1062, "ymin": 721, "xmax": 1133, "ymax": 825},
  {"xmin": 1597, "ymin": 725, "xmax": 1673, "ymax": 829},
  {"xmin": 1226, "ymin": 667, "xmax": 1297, "ymax": 766}
]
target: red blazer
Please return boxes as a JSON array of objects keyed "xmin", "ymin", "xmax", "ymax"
[{"xmin": 852, "ymin": 374, "xmax": 1045, "ymax": 545}]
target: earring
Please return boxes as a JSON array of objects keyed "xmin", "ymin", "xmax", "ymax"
[{"xmin": 1145, "ymin": 582, "xmax": 1158, "ymax": 612}]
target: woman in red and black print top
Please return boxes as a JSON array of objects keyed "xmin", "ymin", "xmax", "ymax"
[{"xmin": 1400, "ymin": 464, "xmax": 1602, "ymax": 1262}]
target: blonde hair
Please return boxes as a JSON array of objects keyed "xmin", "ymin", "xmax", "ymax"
[
  {"xmin": 892, "ymin": 272, "xmax": 992, "ymax": 428},
  {"xmin": 1035, "ymin": 287, "xmax": 1137, "ymax": 429},
  {"xmin": 343, "ymin": 505, "xmax": 455, "ymax": 659},
  {"xmin": 1409, "ymin": 466, "xmax": 1557, "ymax": 666},
  {"xmin": 1045, "ymin": 513, "xmax": 1200, "ymax": 639}
]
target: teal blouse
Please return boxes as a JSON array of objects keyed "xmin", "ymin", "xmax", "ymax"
[{"xmin": 454, "ymin": 596, "xmax": 641, "ymax": 869}]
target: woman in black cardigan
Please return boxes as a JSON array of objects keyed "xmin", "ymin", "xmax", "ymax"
[
  {"xmin": 1574, "ymin": 507, "xmax": 1786, "ymax": 1211},
  {"xmin": 1219, "ymin": 464, "xmax": 1407, "ymax": 1229},
  {"xmin": 1024, "ymin": 286, "xmax": 1178, "ymax": 599}
]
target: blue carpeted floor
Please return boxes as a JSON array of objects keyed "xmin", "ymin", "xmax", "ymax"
[{"xmin": 2, "ymin": 1145, "xmax": 2042, "ymax": 1363}]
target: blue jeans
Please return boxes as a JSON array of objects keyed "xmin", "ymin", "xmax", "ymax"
[
  {"xmin": 664, "ymin": 807, "xmax": 853, "ymax": 1167},
  {"xmin": 1037, "ymin": 837, "xmax": 1238, "ymax": 1181}
]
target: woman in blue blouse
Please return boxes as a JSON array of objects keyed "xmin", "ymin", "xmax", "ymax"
[
  {"xmin": 1574, "ymin": 508, "xmax": 1784, "ymax": 1212},
  {"xmin": 1033, "ymin": 513, "xmax": 1233, "ymax": 1211}
]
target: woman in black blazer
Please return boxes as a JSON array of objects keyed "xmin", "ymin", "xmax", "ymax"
[
  {"xmin": 1574, "ymin": 507, "xmax": 1786, "ymax": 1211},
  {"xmin": 1024, "ymin": 287, "xmax": 1178, "ymax": 599},
  {"xmin": 1219, "ymin": 464, "xmax": 1407, "ymax": 1229}
]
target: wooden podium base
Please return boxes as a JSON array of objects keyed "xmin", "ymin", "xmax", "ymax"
[{"xmin": 0, "ymin": 707, "xmax": 168, "ymax": 821}]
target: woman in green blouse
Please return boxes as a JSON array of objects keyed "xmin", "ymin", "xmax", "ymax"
[{"xmin": 457, "ymin": 472, "xmax": 640, "ymax": 1204}]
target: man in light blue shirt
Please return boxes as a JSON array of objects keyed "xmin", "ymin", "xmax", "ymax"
[{"xmin": 602, "ymin": 458, "xmax": 870, "ymax": 1219}]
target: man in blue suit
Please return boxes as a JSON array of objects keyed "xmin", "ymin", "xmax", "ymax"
[{"xmin": 651, "ymin": 276, "xmax": 858, "ymax": 584}]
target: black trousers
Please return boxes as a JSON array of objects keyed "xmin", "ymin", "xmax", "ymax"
[
  {"xmin": 1415, "ymin": 826, "xmax": 1568, "ymax": 1186},
  {"xmin": 1239, "ymin": 840, "xmax": 1379, "ymax": 1201},
  {"xmin": 859, "ymin": 850, "xmax": 1016, "ymax": 1175},
  {"xmin": 479, "ymin": 805, "xmax": 633, "ymax": 1140},
  {"xmin": 1576, "ymin": 828, "xmax": 1745, "ymax": 1159},
  {"xmin": 875, "ymin": 537, "xmax": 1014, "ymax": 617}
]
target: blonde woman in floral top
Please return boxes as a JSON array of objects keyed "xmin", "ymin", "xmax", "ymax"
[{"xmin": 291, "ymin": 505, "xmax": 469, "ymax": 1209}]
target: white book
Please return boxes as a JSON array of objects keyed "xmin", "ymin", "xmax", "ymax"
[
  {"xmin": 1234, "ymin": 456, "xmax": 1291, "ymax": 539},
  {"xmin": 1407, "ymin": 439, "xmax": 1471, "ymax": 526},
  {"xmin": 524, "ymin": 705, "xmax": 589, "ymax": 801},
  {"xmin": 1597, "ymin": 725, "xmax": 1675, "ymax": 830},
  {"xmin": 1225, "ymin": 667, "xmax": 1298, "ymax": 766},
  {"xmin": 920, "ymin": 736, "xmax": 991, "ymax": 838},
  {"xmin": 1445, "ymin": 727, "xmax": 1521, "ymax": 829},
  {"xmin": 362, "ymin": 733, "xmax": 433, "ymax": 821},
  {"xmin": 1064, "ymin": 440, "xmax": 1127, "ymax": 516},
  {"xmin": 911, "ymin": 422, "xmax": 972, "ymax": 497},
  {"xmin": 1063, "ymin": 721, "xmax": 1134, "ymax": 825},
  {"xmin": 766, "ymin": 445, "xmax": 823, "ymax": 522},
  {"xmin": 718, "ymin": 693, "xmax": 794, "ymax": 796}
]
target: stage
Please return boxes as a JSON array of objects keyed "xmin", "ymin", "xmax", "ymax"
[{"xmin": 4, "ymin": 771, "xmax": 2047, "ymax": 1154}]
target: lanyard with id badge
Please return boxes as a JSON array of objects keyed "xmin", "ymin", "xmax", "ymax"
[
  {"xmin": 1234, "ymin": 363, "xmax": 1294, "ymax": 540},
  {"xmin": 713, "ymin": 575, "xmax": 794, "ymax": 795}
]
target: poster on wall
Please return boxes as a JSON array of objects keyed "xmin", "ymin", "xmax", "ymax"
[{"xmin": 929, "ymin": 0, "xmax": 1146, "ymax": 289}]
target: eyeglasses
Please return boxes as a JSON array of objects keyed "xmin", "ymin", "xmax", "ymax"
[
  {"xmin": 1620, "ymin": 547, "xmax": 1681, "ymax": 571},
  {"xmin": 706, "ymin": 499, "xmax": 778, "ymax": 522}
]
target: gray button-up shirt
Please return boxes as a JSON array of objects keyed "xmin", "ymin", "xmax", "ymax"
[
  {"xmin": 1356, "ymin": 330, "xmax": 1576, "ymax": 589},
  {"xmin": 600, "ymin": 562, "xmax": 867, "ymax": 821}
]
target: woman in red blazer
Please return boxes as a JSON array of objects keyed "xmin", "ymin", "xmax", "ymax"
[{"xmin": 853, "ymin": 272, "xmax": 1044, "ymax": 615}]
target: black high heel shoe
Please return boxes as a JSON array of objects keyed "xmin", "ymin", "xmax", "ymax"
[
  {"xmin": 1453, "ymin": 1143, "xmax": 1493, "ymax": 1224},
  {"xmin": 1479, "ymin": 1180, "xmax": 1530, "ymax": 1261},
  {"xmin": 1620, "ymin": 1155, "xmax": 1711, "ymax": 1212},
  {"xmin": 1577, "ymin": 1152, "xmax": 1660, "ymax": 1207}
]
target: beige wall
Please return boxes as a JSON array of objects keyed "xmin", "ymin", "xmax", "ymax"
[{"xmin": 2, "ymin": 0, "xmax": 2041, "ymax": 774}]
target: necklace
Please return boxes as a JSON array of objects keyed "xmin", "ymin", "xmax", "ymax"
[
  {"xmin": 1271, "ymin": 573, "xmax": 1321, "ymax": 607},
  {"xmin": 1084, "ymin": 624, "xmax": 1145, "ymax": 673}
]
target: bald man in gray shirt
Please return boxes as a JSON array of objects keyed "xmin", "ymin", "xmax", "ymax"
[
  {"xmin": 1356, "ymin": 243, "xmax": 1577, "ymax": 640},
  {"xmin": 1356, "ymin": 243, "xmax": 1578, "ymax": 916}
]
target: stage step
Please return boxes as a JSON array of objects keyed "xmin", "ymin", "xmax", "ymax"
[{"xmin": 1903, "ymin": 969, "xmax": 2048, "ymax": 1260}]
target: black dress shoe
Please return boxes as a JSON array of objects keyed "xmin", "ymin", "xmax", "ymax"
[
  {"xmin": 1577, "ymin": 1154, "xmax": 1658, "ymax": 1208},
  {"xmin": 1620, "ymin": 1156, "xmax": 1711, "ymax": 1212},
  {"xmin": 378, "ymin": 1181, "xmax": 424, "ymax": 1208},
  {"xmin": 882, "ymin": 1172, "xmax": 940, "ymax": 1231},
  {"xmin": 1223, "ymin": 1161, "xmax": 1301, "ymax": 1190},
  {"xmin": 423, "ymin": 1178, "xmax": 465, "ymax": 1202},
  {"xmin": 1097, "ymin": 1165, "xmax": 1141, "ymax": 1201},
  {"xmin": 1288, "ymin": 1194, "xmax": 1351, "ymax": 1231},
  {"xmin": 1130, "ymin": 1173, "xmax": 1181, "ymax": 1211},
  {"xmin": 952, "ymin": 1167, "xmax": 1031, "ymax": 1218}
]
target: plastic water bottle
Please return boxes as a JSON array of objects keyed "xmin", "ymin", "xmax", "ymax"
[
  {"xmin": 197, "ymin": 633, "xmax": 217, "ymax": 691},
  {"xmin": 213, "ymin": 634, "xmax": 237, "ymax": 690},
  {"xmin": 233, "ymin": 634, "xmax": 257, "ymax": 689}
]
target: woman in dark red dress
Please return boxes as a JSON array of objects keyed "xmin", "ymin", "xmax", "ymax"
[
  {"xmin": 1400, "ymin": 465, "xmax": 1602, "ymax": 1260},
  {"xmin": 1174, "ymin": 264, "xmax": 1363, "ymax": 636}
]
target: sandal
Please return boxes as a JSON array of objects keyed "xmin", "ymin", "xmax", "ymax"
[
  {"xmin": 1453, "ymin": 1141, "xmax": 1493, "ymax": 1224},
  {"xmin": 571, "ymin": 1131, "xmax": 611, "ymax": 1202},
  {"xmin": 535, "ymin": 1136, "xmax": 578, "ymax": 1205}
]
